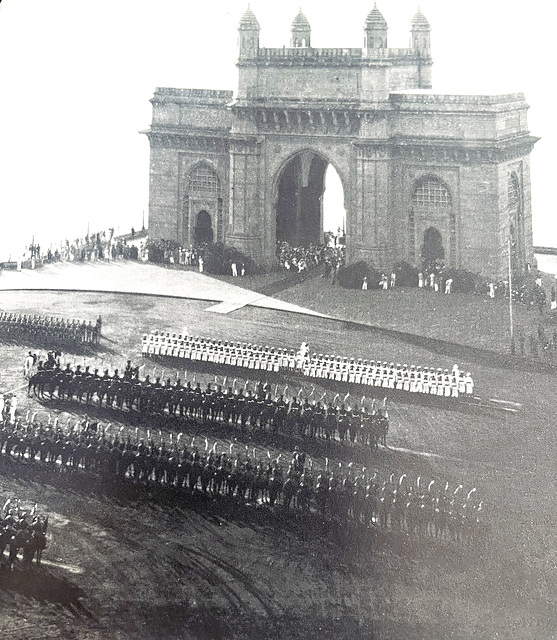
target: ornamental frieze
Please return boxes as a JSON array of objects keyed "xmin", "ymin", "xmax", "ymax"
[
  {"xmin": 240, "ymin": 108, "xmax": 361, "ymax": 136},
  {"xmin": 147, "ymin": 132, "xmax": 229, "ymax": 153}
]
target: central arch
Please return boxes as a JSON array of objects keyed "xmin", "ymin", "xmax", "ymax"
[{"xmin": 274, "ymin": 150, "xmax": 346, "ymax": 248}]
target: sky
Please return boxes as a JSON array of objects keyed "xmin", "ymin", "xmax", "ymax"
[{"xmin": 0, "ymin": 0, "xmax": 554, "ymax": 260}]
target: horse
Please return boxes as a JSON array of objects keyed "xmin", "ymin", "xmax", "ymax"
[{"xmin": 282, "ymin": 477, "xmax": 298, "ymax": 508}]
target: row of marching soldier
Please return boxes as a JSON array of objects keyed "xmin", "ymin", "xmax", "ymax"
[{"xmin": 0, "ymin": 312, "xmax": 102, "ymax": 345}]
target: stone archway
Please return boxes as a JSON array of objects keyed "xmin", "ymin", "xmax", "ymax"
[
  {"xmin": 275, "ymin": 150, "xmax": 345, "ymax": 248},
  {"xmin": 411, "ymin": 176, "xmax": 455, "ymax": 267}
]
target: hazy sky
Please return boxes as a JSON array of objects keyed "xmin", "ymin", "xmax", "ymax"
[{"xmin": 0, "ymin": 0, "xmax": 553, "ymax": 260}]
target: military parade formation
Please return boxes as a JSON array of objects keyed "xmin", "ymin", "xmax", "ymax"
[
  {"xmin": 0, "ymin": 312, "xmax": 102, "ymax": 346},
  {"xmin": 28, "ymin": 360, "xmax": 390, "ymax": 448},
  {"xmin": 0, "ymin": 297, "xmax": 485, "ymax": 576},
  {"xmin": 142, "ymin": 330, "xmax": 475, "ymax": 398},
  {"xmin": 0, "ymin": 415, "xmax": 485, "ymax": 545}
]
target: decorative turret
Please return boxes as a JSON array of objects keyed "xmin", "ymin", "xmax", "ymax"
[
  {"xmin": 364, "ymin": 3, "xmax": 388, "ymax": 51},
  {"xmin": 238, "ymin": 5, "xmax": 260, "ymax": 60},
  {"xmin": 291, "ymin": 9, "xmax": 311, "ymax": 48},
  {"xmin": 411, "ymin": 7, "xmax": 430, "ymax": 55}
]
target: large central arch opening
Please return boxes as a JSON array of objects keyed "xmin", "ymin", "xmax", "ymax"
[{"xmin": 276, "ymin": 151, "xmax": 345, "ymax": 248}]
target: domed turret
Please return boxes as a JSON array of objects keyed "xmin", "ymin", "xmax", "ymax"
[
  {"xmin": 291, "ymin": 9, "xmax": 311, "ymax": 48},
  {"xmin": 365, "ymin": 4, "xmax": 387, "ymax": 28},
  {"xmin": 238, "ymin": 5, "xmax": 260, "ymax": 60},
  {"xmin": 364, "ymin": 3, "xmax": 388, "ymax": 51},
  {"xmin": 411, "ymin": 9, "xmax": 430, "ymax": 29},
  {"xmin": 411, "ymin": 7, "xmax": 430, "ymax": 55},
  {"xmin": 239, "ymin": 5, "xmax": 260, "ymax": 31}
]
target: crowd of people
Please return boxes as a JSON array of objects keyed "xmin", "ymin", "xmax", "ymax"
[
  {"xmin": 143, "ymin": 239, "xmax": 204, "ymax": 268},
  {"xmin": 0, "ymin": 498, "xmax": 48, "ymax": 570},
  {"xmin": 277, "ymin": 241, "xmax": 345, "ymax": 279},
  {"xmin": 0, "ymin": 313, "xmax": 102, "ymax": 346},
  {"xmin": 3, "ymin": 228, "xmax": 147, "ymax": 270},
  {"xmin": 28, "ymin": 362, "xmax": 389, "ymax": 449},
  {"xmin": 0, "ymin": 416, "xmax": 484, "ymax": 543},
  {"xmin": 142, "ymin": 332, "xmax": 475, "ymax": 399}
]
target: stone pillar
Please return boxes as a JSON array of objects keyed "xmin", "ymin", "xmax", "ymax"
[
  {"xmin": 227, "ymin": 137, "xmax": 264, "ymax": 262},
  {"xmin": 352, "ymin": 145, "xmax": 392, "ymax": 269}
]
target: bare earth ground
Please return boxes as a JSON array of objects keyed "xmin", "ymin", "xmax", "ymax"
[{"xmin": 0, "ymin": 266, "xmax": 555, "ymax": 640}]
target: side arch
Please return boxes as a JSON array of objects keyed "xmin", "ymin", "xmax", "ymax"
[
  {"xmin": 181, "ymin": 161, "xmax": 224, "ymax": 246},
  {"xmin": 409, "ymin": 175, "xmax": 456, "ymax": 267}
]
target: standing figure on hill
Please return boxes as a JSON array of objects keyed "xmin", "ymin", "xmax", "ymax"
[
  {"xmin": 362, "ymin": 277, "xmax": 368, "ymax": 291},
  {"xmin": 390, "ymin": 271, "xmax": 396, "ymax": 288},
  {"xmin": 24, "ymin": 352, "xmax": 34, "ymax": 379},
  {"xmin": 9, "ymin": 394, "xmax": 17, "ymax": 424}
]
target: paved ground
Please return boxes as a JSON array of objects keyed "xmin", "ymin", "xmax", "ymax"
[{"xmin": 0, "ymin": 261, "xmax": 329, "ymax": 318}]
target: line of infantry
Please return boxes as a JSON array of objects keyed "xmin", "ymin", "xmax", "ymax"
[
  {"xmin": 142, "ymin": 331, "xmax": 475, "ymax": 398},
  {"xmin": 0, "ymin": 312, "xmax": 102, "ymax": 345}
]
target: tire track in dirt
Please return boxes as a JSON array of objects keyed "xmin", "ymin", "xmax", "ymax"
[{"xmin": 171, "ymin": 542, "xmax": 284, "ymax": 631}]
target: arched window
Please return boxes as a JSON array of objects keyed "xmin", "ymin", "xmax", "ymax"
[
  {"xmin": 413, "ymin": 177, "xmax": 451, "ymax": 208},
  {"xmin": 411, "ymin": 176, "xmax": 455, "ymax": 266},
  {"xmin": 187, "ymin": 164, "xmax": 220, "ymax": 196}
]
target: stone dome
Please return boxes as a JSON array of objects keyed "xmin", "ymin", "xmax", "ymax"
[
  {"xmin": 292, "ymin": 9, "xmax": 310, "ymax": 30},
  {"xmin": 239, "ymin": 6, "xmax": 260, "ymax": 30},
  {"xmin": 365, "ymin": 5, "xmax": 387, "ymax": 28},
  {"xmin": 411, "ymin": 9, "xmax": 430, "ymax": 29}
]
